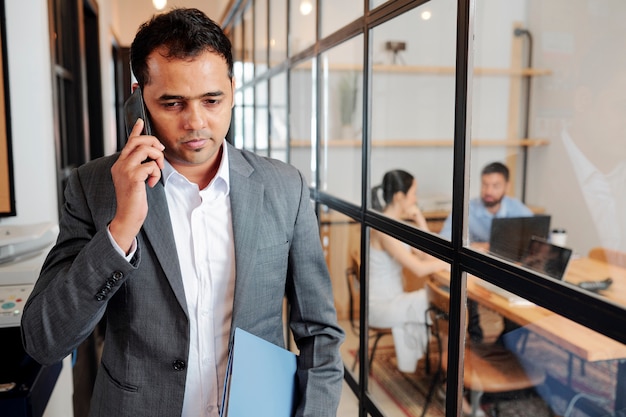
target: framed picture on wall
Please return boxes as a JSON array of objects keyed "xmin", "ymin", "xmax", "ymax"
[{"xmin": 0, "ymin": 0, "xmax": 14, "ymax": 217}]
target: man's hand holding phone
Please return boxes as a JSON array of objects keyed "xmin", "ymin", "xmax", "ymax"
[{"xmin": 109, "ymin": 118, "xmax": 165, "ymax": 253}]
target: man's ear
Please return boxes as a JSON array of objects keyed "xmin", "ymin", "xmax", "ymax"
[{"xmin": 131, "ymin": 82, "xmax": 139, "ymax": 93}]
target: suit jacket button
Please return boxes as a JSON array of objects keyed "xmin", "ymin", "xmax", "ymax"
[
  {"xmin": 112, "ymin": 271, "xmax": 123, "ymax": 281},
  {"xmin": 95, "ymin": 293, "xmax": 106, "ymax": 301},
  {"xmin": 172, "ymin": 360, "xmax": 186, "ymax": 371}
]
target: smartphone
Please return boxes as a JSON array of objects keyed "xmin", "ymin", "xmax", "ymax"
[{"xmin": 123, "ymin": 86, "xmax": 153, "ymax": 137}]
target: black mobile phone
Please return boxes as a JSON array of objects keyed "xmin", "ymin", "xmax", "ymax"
[{"xmin": 123, "ymin": 86, "xmax": 153, "ymax": 137}]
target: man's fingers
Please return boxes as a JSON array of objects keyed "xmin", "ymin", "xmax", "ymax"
[{"xmin": 129, "ymin": 118, "xmax": 145, "ymax": 138}]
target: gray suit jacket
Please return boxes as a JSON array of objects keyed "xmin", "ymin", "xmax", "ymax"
[{"xmin": 21, "ymin": 143, "xmax": 344, "ymax": 416}]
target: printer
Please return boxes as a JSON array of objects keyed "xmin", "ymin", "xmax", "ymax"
[{"xmin": 0, "ymin": 222, "xmax": 73, "ymax": 417}]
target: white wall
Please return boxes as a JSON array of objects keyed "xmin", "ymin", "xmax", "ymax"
[{"xmin": 2, "ymin": 0, "xmax": 58, "ymax": 226}]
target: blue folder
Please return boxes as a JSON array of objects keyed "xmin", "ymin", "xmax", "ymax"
[{"xmin": 220, "ymin": 327, "xmax": 298, "ymax": 417}]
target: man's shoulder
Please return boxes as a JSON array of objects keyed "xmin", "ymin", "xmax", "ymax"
[
  {"xmin": 229, "ymin": 145, "xmax": 302, "ymax": 179},
  {"xmin": 502, "ymin": 195, "xmax": 529, "ymax": 208},
  {"xmin": 502, "ymin": 196, "xmax": 533, "ymax": 215},
  {"xmin": 77, "ymin": 153, "xmax": 120, "ymax": 172}
]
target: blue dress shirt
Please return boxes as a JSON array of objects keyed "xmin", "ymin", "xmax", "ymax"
[{"xmin": 439, "ymin": 196, "xmax": 533, "ymax": 243}]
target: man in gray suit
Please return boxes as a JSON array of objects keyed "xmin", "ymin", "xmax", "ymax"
[{"xmin": 21, "ymin": 8, "xmax": 344, "ymax": 417}]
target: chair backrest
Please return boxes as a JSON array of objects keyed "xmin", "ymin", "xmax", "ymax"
[
  {"xmin": 425, "ymin": 279, "xmax": 451, "ymax": 317},
  {"xmin": 424, "ymin": 279, "xmax": 452, "ymax": 342},
  {"xmin": 588, "ymin": 246, "xmax": 626, "ymax": 268},
  {"xmin": 345, "ymin": 253, "xmax": 361, "ymax": 335}
]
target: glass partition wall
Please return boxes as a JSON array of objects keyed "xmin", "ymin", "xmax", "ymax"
[{"xmin": 224, "ymin": 1, "xmax": 626, "ymax": 416}]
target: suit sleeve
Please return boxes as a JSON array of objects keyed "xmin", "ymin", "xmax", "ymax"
[
  {"xmin": 21, "ymin": 163, "xmax": 137, "ymax": 365},
  {"xmin": 286, "ymin": 170, "xmax": 345, "ymax": 417}
]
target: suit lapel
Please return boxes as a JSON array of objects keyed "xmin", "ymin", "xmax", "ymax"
[
  {"xmin": 228, "ymin": 147, "xmax": 263, "ymax": 331},
  {"xmin": 137, "ymin": 146, "xmax": 262, "ymax": 328},
  {"xmin": 143, "ymin": 181, "xmax": 188, "ymax": 315}
]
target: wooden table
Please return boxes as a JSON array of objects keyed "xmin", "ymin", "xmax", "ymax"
[{"xmin": 431, "ymin": 257, "xmax": 626, "ymax": 413}]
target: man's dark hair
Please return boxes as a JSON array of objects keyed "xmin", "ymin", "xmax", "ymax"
[
  {"xmin": 130, "ymin": 8, "xmax": 233, "ymax": 87},
  {"xmin": 481, "ymin": 161, "xmax": 509, "ymax": 182}
]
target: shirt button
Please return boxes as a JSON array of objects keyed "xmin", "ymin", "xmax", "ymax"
[{"xmin": 172, "ymin": 359, "xmax": 186, "ymax": 371}]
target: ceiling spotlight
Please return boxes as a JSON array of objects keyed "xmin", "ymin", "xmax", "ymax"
[
  {"xmin": 300, "ymin": 0, "xmax": 313, "ymax": 16},
  {"xmin": 421, "ymin": 10, "xmax": 432, "ymax": 20},
  {"xmin": 153, "ymin": 0, "xmax": 167, "ymax": 11}
]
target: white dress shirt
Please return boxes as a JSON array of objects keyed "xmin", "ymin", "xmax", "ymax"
[{"xmin": 109, "ymin": 143, "xmax": 236, "ymax": 417}]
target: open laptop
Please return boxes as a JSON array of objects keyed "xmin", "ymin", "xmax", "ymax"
[
  {"xmin": 477, "ymin": 237, "xmax": 573, "ymax": 305},
  {"xmin": 520, "ymin": 237, "xmax": 573, "ymax": 280},
  {"xmin": 489, "ymin": 215, "xmax": 551, "ymax": 262}
]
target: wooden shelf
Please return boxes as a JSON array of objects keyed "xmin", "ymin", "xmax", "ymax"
[
  {"xmin": 294, "ymin": 62, "xmax": 552, "ymax": 77},
  {"xmin": 290, "ymin": 138, "xmax": 549, "ymax": 148}
]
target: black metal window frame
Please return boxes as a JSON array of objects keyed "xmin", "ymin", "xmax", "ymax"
[{"xmin": 222, "ymin": 1, "xmax": 626, "ymax": 416}]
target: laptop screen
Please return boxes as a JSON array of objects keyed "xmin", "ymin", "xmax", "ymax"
[
  {"xmin": 520, "ymin": 237, "xmax": 573, "ymax": 280},
  {"xmin": 489, "ymin": 215, "xmax": 551, "ymax": 262}
]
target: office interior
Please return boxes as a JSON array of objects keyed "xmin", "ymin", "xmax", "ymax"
[{"xmin": 0, "ymin": 0, "xmax": 625, "ymax": 416}]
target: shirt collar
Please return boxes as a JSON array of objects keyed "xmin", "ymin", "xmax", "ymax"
[{"xmin": 161, "ymin": 141, "xmax": 230, "ymax": 194}]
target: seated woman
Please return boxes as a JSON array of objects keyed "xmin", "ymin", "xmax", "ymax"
[{"xmin": 369, "ymin": 169, "xmax": 449, "ymax": 373}]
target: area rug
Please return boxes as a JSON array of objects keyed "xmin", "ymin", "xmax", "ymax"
[{"xmin": 362, "ymin": 332, "xmax": 616, "ymax": 417}]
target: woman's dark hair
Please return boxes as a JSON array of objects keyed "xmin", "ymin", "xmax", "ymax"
[
  {"xmin": 371, "ymin": 170, "xmax": 414, "ymax": 211},
  {"xmin": 130, "ymin": 8, "xmax": 233, "ymax": 88}
]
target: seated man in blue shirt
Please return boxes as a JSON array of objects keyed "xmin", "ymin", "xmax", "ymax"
[
  {"xmin": 439, "ymin": 161, "xmax": 533, "ymax": 249},
  {"xmin": 440, "ymin": 161, "xmax": 533, "ymax": 343}
]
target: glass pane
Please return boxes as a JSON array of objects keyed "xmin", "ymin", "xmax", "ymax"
[
  {"xmin": 269, "ymin": 0, "xmax": 287, "ymax": 67},
  {"xmin": 254, "ymin": 0, "xmax": 268, "ymax": 74},
  {"xmin": 526, "ymin": 1, "xmax": 626, "ymax": 259},
  {"xmin": 255, "ymin": 81, "xmax": 269, "ymax": 156},
  {"xmin": 370, "ymin": 0, "xmax": 390, "ymax": 10},
  {"xmin": 461, "ymin": 274, "xmax": 622, "ymax": 416},
  {"xmin": 370, "ymin": 1, "xmax": 456, "ymax": 234},
  {"xmin": 270, "ymin": 72, "xmax": 288, "ymax": 162},
  {"xmin": 320, "ymin": 0, "xmax": 362, "ymax": 37},
  {"xmin": 466, "ymin": 1, "xmax": 626, "ymax": 274},
  {"xmin": 366, "ymin": 226, "xmax": 452, "ymax": 416},
  {"xmin": 323, "ymin": 207, "xmax": 361, "ymax": 383},
  {"xmin": 319, "ymin": 36, "xmax": 363, "ymax": 205},
  {"xmin": 232, "ymin": 19, "xmax": 244, "ymax": 81},
  {"xmin": 233, "ymin": 89, "xmax": 244, "ymax": 148},
  {"xmin": 242, "ymin": 87, "xmax": 254, "ymax": 151},
  {"xmin": 290, "ymin": 0, "xmax": 316, "ymax": 55},
  {"xmin": 289, "ymin": 59, "xmax": 316, "ymax": 186},
  {"xmin": 242, "ymin": 5, "xmax": 254, "ymax": 84}
]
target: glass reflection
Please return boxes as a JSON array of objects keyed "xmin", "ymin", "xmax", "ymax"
[
  {"xmin": 242, "ymin": 5, "xmax": 254, "ymax": 85},
  {"xmin": 322, "ymin": 207, "xmax": 361, "ymax": 382},
  {"xmin": 367, "ymin": 226, "xmax": 449, "ymax": 415},
  {"xmin": 255, "ymin": 81, "xmax": 269, "ymax": 156},
  {"xmin": 242, "ymin": 87, "xmax": 254, "ymax": 151},
  {"xmin": 289, "ymin": 0, "xmax": 316, "ymax": 55},
  {"xmin": 233, "ymin": 89, "xmax": 244, "ymax": 148},
  {"xmin": 254, "ymin": 0, "xmax": 268, "ymax": 74},
  {"xmin": 320, "ymin": 0, "xmax": 362, "ymax": 37},
  {"xmin": 269, "ymin": 0, "xmax": 287, "ymax": 67},
  {"xmin": 460, "ymin": 275, "xmax": 621, "ymax": 416},
  {"xmin": 370, "ymin": 1, "xmax": 456, "ymax": 232},
  {"xmin": 270, "ymin": 72, "xmax": 288, "ymax": 162},
  {"xmin": 467, "ymin": 0, "xmax": 626, "ymax": 293},
  {"xmin": 319, "ymin": 36, "xmax": 363, "ymax": 204},
  {"xmin": 289, "ymin": 60, "xmax": 316, "ymax": 186}
]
